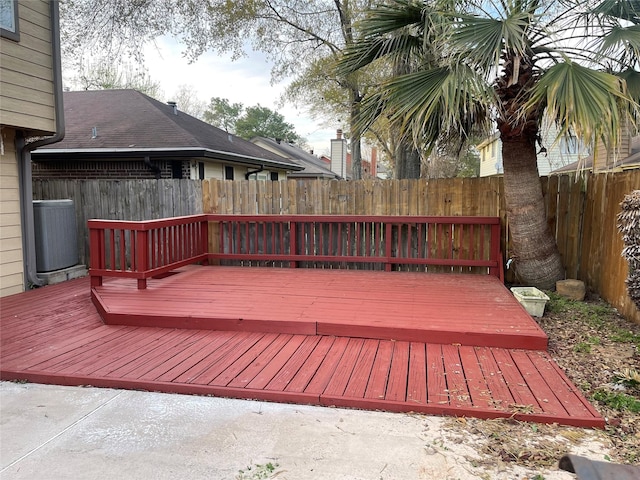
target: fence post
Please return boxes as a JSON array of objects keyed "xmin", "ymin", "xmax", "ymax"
[
  {"xmin": 89, "ymin": 225, "xmax": 103, "ymax": 287},
  {"xmin": 136, "ymin": 229, "xmax": 148, "ymax": 289}
]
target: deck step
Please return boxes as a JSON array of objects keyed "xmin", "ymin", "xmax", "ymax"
[{"xmin": 92, "ymin": 266, "xmax": 548, "ymax": 350}]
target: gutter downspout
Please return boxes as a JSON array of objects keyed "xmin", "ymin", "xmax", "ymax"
[
  {"xmin": 245, "ymin": 164, "xmax": 265, "ymax": 179},
  {"xmin": 18, "ymin": 0, "xmax": 65, "ymax": 288}
]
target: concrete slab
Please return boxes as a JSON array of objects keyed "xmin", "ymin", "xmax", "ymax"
[
  {"xmin": 37, "ymin": 265, "xmax": 87, "ymax": 285},
  {"xmin": 0, "ymin": 382, "xmax": 610, "ymax": 480}
]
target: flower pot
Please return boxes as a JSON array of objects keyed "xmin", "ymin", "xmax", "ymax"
[{"xmin": 510, "ymin": 287, "xmax": 550, "ymax": 317}]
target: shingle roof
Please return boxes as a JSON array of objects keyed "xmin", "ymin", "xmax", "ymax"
[
  {"xmin": 33, "ymin": 90, "xmax": 302, "ymax": 170},
  {"xmin": 251, "ymin": 136, "xmax": 339, "ymax": 179}
]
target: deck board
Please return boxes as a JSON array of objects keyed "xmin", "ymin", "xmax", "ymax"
[
  {"xmin": 0, "ymin": 276, "xmax": 604, "ymax": 428},
  {"xmin": 93, "ymin": 265, "xmax": 548, "ymax": 350},
  {"xmin": 407, "ymin": 343, "xmax": 427, "ymax": 405}
]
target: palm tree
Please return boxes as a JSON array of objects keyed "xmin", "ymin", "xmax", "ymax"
[{"xmin": 340, "ymin": 0, "xmax": 639, "ymax": 289}]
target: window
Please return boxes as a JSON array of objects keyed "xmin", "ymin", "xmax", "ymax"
[
  {"xmin": 224, "ymin": 165, "xmax": 234, "ymax": 180},
  {"xmin": 0, "ymin": 0, "xmax": 19, "ymax": 41},
  {"xmin": 198, "ymin": 162, "xmax": 205, "ymax": 180},
  {"xmin": 561, "ymin": 135, "xmax": 579, "ymax": 155},
  {"xmin": 171, "ymin": 160, "xmax": 184, "ymax": 179},
  {"xmin": 270, "ymin": 172, "xmax": 279, "ymax": 181}
]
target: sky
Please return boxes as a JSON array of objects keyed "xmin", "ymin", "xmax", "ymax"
[{"xmin": 142, "ymin": 37, "xmax": 337, "ymax": 156}]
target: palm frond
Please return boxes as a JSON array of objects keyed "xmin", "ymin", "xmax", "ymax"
[
  {"xmin": 355, "ymin": 0, "xmax": 425, "ymax": 37},
  {"xmin": 364, "ymin": 64, "xmax": 493, "ymax": 148},
  {"xmin": 620, "ymin": 67, "xmax": 640, "ymax": 102},
  {"xmin": 338, "ymin": 33, "xmax": 423, "ymax": 74},
  {"xmin": 596, "ymin": 24, "xmax": 640, "ymax": 67},
  {"xmin": 526, "ymin": 61, "xmax": 638, "ymax": 149},
  {"xmin": 450, "ymin": 9, "xmax": 536, "ymax": 74},
  {"xmin": 338, "ymin": 0, "xmax": 446, "ymax": 75},
  {"xmin": 590, "ymin": 0, "xmax": 640, "ymax": 25}
]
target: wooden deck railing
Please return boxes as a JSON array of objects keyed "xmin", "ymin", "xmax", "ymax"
[
  {"xmin": 89, "ymin": 214, "xmax": 502, "ymax": 289},
  {"xmin": 88, "ymin": 215, "xmax": 209, "ymax": 289}
]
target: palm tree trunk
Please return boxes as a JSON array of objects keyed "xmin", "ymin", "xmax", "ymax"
[{"xmin": 501, "ymin": 137, "xmax": 564, "ymax": 289}]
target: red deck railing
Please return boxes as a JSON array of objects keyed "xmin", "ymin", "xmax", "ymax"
[
  {"xmin": 88, "ymin": 215, "xmax": 209, "ymax": 289},
  {"xmin": 89, "ymin": 214, "xmax": 502, "ymax": 289}
]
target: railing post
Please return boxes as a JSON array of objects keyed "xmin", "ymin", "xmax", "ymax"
[
  {"xmin": 136, "ymin": 229, "xmax": 148, "ymax": 289},
  {"xmin": 200, "ymin": 218, "xmax": 210, "ymax": 265},
  {"xmin": 290, "ymin": 221, "xmax": 297, "ymax": 268},
  {"xmin": 89, "ymin": 225, "xmax": 103, "ymax": 287},
  {"xmin": 385, "ymin": 221, "xmax": 392, "ymax": 272},
  {"xmin": 489, "ymin": 221, "xmax": 501, "ymax": 280}
]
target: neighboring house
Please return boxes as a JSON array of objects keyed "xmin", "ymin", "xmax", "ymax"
[
  {"xmin": 31, "ymin": 90, "xmax": 304, "ymax": 181},
  {"xmin": 319, "ymin": 154, "xmax": 332, "ymax": 169},
  {"xmin": 0, "ymin": 0, "xmax": 64, "ymax": 297},
  {"xmin": 551, "ymin": 125, "xmax": 640, "ymax": 174},
  {"xmin": 251, "ymin": 136, "xmax": 340, "ymax": 179},
  {"xmin": 478, "ymin": 133, "xmax": 503, "ymax": 177},
  {"xmin": 478, "ymin": 118, "xmax": 588, "ymax": 177},
  {"xmin": 253, "ymin": 130, "xmax": 381, "ymax": 180}
]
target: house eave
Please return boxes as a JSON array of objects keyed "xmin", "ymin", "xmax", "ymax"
[
  {"xmin": 31, "ymin": 147, "xmax": 305, "ymax": 171},
  {"xmin": 288, "ymin": 172, "xmax": 340, "ymax": 179}
]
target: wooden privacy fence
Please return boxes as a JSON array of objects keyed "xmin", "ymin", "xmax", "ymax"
[
  {"xmin": 88, "ymin": 214, "xmax": 503, "ymax": 289},
  {"xmin": 545, "ymin": 171, "xmax": 640, "ymax": 323},
  {"xmin": 203, "ymin": 176, "xmax": 504, "ymax": 216}
]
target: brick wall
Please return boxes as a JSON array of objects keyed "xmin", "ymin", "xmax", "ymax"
[{"xmin": 31, "ymin": 159, "xmax": 191, "ymax": 180}]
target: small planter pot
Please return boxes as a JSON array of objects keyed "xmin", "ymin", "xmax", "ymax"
[{"xmin": 510, "ymin": 287, "xmax": 550, "ymax": 317}]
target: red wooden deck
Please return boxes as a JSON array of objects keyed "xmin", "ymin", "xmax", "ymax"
[
  {"xmin": 0, "ymin": 275, "xmax": 604, "ymax": 428},
  {"xmin": 93, "ymin": 265, "xmax": 548, "ymax": 350}
]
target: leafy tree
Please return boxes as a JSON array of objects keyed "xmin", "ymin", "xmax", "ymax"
[
  {"xmin": 203, "ymin": 97, "xmax": 244, "ymax": 133},
  {"xmin": 235, "ymin": 105, "xmax": 300, "ymax": 142},
  {"xmin": 60, "ymin": 0, "xmax": 373, "ymax": 178},
  {"xmin": 340, "ymin": 0, "xmax": 639, "ymax": 288}
]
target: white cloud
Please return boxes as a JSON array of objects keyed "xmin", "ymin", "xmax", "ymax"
[{"xmin": 143, "ymin": 37, "xmax": 336, "ymax": 155}]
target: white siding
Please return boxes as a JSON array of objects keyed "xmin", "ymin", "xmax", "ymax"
[
  {"xmin": 537, "ymin": 119, "xmax": 587, "ymax": 175},
  {"xmin": 479, "ymin": 137, "xmax": 502, "ymax": 177},
  {"xmin": 0, "ymin": 128, "xmax": 25, "ymax": 296},
  {"xmin": 205, "ymin": 162, "xmax": 224, "ymax": 180},
  {"xmin": 0, "ymin": 0, "xmax": 56, "ymax": 135},
  {"xmin": 479, "ymin": 120, "xmax": 587, "ymax": 177}
]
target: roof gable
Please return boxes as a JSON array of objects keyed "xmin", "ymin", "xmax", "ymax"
[
  {"xmin": 252, "ymin": 136, "xmax": 339, "ymax": 178},
  {"xmin": 38, "ymin": 90, "xmax": 298, "ymax": 168}
]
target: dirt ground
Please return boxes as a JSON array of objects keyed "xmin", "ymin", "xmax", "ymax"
[{"xmin": 439, "ymin": 290, "xmax": 640, "ymax": 478}]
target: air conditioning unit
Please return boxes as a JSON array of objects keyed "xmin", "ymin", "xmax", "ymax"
[{"xmin": 33, "ymin": 200, "xmax": 78, "ymax": 272}]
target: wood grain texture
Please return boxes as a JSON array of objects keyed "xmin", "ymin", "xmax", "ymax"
[{"xmin": 0, "ymin": 277, "xmax": 604, "ymax": 428}]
